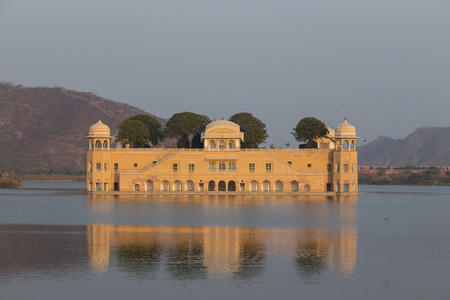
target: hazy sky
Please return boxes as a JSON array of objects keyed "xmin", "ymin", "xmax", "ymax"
[{"xmin": 1, "ymin": 0, "xmax": 449, "ymax": 147}]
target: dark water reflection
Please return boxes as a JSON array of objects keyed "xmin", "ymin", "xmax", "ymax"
[
  {"xmin": 2, "ymin": 183, "xmax": 450, "ymax": 299},
  {"xmin": 0, "ymin": 224, "xmax": 356, "ymax": 285}
]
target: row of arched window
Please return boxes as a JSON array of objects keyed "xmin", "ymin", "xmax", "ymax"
[
  {"xmin": 207, "ymin": 139, "xmax": 238, "ymax": 151},
  {"xmin": 336, "ymin": 140, "xmax": 355, "ymax": 150},
  {"xmin": 89, "ymin": 139, "xmax": 110, "ymax": 150}
]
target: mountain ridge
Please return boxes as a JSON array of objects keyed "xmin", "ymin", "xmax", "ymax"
[
  {"xmin": 0, "ymin": 82, "xmax": 164, "ymax": 170},
  {"xmin": 358, "ymin": 127, "xmax": 450, "ymax": 166}
]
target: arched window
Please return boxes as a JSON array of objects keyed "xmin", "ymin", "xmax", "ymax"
[
  {"xmin": 350, "ymin": 140, "xmax": 355, "ymax": 149},
  {"xmin": 219, "ymin": 140, "xmax": 226, "ymax": 151},
  {"xmin": 228, "ymin": 140, "xmax": 235, "ymax": 150},
  {"xmin": 103, "ymin": 140, "xmax": 109, "ymax": 149},
  {"xmin": 90, "ymin": 141, "xmax": 94, "ymax": 150},
  {"xmin": 210, "ymin": 140, "xmax": 216, "ymax": 151},
  {"xmin": 304, "ymin": 184, "xmax": 310, "ymax": 192},
  {"xmin": 134, "ymin": 184, "xmax": 140, "ymax": 191},
  {"xmin": 88, "ymin": 162, "xmax": 92, "ymax": 172},
  {"xmin": 95, "ymin": 140, "xmax": 102, "ymax": 149}
]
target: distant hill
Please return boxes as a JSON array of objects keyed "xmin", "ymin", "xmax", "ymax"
[
  {"xmin": 0, "ymin": 82, "xmax": 164, "ymax": 170},
  {"xmin": 358, "ymin": 127, "xmax": 450, "ymax": 166}
]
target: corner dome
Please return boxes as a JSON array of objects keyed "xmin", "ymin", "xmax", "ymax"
[
  {"xmin": 335, "ymin": 118, "xmax": 357, "ymax": 138},
  {"xmin": 88, "ymin": 120, "xmax": 111, "ymax": 137}
]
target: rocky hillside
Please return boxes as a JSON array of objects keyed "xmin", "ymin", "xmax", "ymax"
[
  {"xmin": 0, "ymin": 82, "xmax": 162, "ymax": 170},
  {"xmin": 358, "ymin": 127, "xmax": 450, "ymax": 166}
]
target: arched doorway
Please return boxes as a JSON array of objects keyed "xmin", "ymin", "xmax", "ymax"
[
  {"xmin": 161, "ymin": 180, "xmax": 170, "ymax": 191},
  {"xmin": 134, "ymin": 184, "xmax": 140, "ymax": 191},
  {"xmin": 218, "ymin": 180, "xmax": 226, "ymax": 191},
  {"xmin": 343, "ymin": 140, "xmax": 349, "ymax": 149},
  {"xmin": 208, "ymin": 181, "xmax": 215, "ymax": 191},
  {"xmin": 186, "ymin": 180, "xmax": 194, "ymax": 191},
  {"xmin": 262, "ymin": 180, "xmax": 271, "ymax": 191},
  {"xmin": 174, "ymin": 180, "xmax": 182, "ymax": 191},
  {"xmin": 250, "ymin": 180, "xmax": 259, "ymax": 192},
  {"xmin": 228, "ymin": 181, "xmax": 236, "ymax": 191},
  {"xmin": 291, "ymin": 180, "xmax": 299, "ymax": 192},
  {"xmin": 275, "ymin": 180, "xmax": 283, "ymax": 192},
  {"xmin": 146, "ymin": 180, "xmax": 153, "ymax": 191}
]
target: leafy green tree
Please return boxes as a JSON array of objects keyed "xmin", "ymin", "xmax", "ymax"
[
  {"xmin": 117, "ymin": 120, "xmax": 150, "ymax": 148},
  {"xmin": 164, "ymin": 112, "xmax": 211, "ymax": 148},
  {"xmin": 292, "ymin": 117, "xmax": 329, "ymax": 148},
  {"xmin": 229, "ymin": 112, "xmax": 268, "ymax": 148},
  {"xmin": 126, "ymin": 114, "xmax": 164, "ymax": 146}
]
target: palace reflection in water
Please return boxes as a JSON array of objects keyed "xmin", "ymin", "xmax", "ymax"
[
  {"xmin": 86, "ymin": 194, "xmax": 358, "ymax": 281},
  {"xmin": 88, "ymin": 224, "xmax": 357, "ymax": 281},
  {"xmin": 0, "ymin": 194, "xmax": 357, "ymax": 284}
]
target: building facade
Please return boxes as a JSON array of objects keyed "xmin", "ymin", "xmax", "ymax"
[{"xmin": 86, "ymin": 119, "xmax": 358, "ymax": 194}]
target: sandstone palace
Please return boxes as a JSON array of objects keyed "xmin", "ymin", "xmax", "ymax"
[{"xmin": 87, "ymin": 119, "xmax": 358, "ymax": 194}]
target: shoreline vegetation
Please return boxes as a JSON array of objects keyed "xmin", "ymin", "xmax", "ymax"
[
  {"xmin": 359, "ymin": 166, "xmax": 450, "ymax": 186},
  {"xmin": 0, "ymin": 169, "xmax": 23, "ymax": 189}
]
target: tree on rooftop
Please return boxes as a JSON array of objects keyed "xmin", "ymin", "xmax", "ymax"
[
  {"xmin": 117, "ymin": 120, "xmax": 150, "ymax": 148},
  {"xmin": 229, "ymin": 112, "xmax": 268, "ymax": 148},
  {"xmin": 292, "ymin": 117, "xmax": 329, "ymax": 148},
  {"xmin": 126, "ymin": 114, "xmax": 164, "ymax": 146},
  {"xmin": 164, "ymin": 112, "xmax": 211, "ymax": 148}
]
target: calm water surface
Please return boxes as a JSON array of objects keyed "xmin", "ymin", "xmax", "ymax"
[{"xmin": 0, "ymin": 183, "xmax": 450, "ymax": 299}]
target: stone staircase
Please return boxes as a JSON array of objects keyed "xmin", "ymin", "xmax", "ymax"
[
  {"xmin": 142, "ymin": 149, "xmax": 183, "ymax": 172},
  {"xmin": 261, "ymin": 150, "xmax": 304, "ymax": 173}
]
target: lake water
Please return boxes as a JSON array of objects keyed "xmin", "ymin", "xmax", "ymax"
[{"xmin": 1, "ymin": 183, "xmax": 450, "ymax": 299}]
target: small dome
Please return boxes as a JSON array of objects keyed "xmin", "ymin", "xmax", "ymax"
[
  {"xmin": 202, "ymin": 120, "xmax": 244, "ymax": 141},
  {"xmin": 88, "ymin": 120, "xmax": 111, "ymax": 137},
  {"xmin": 335, "ymin": 118, "xmax": 357, "ymax": 138}
]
